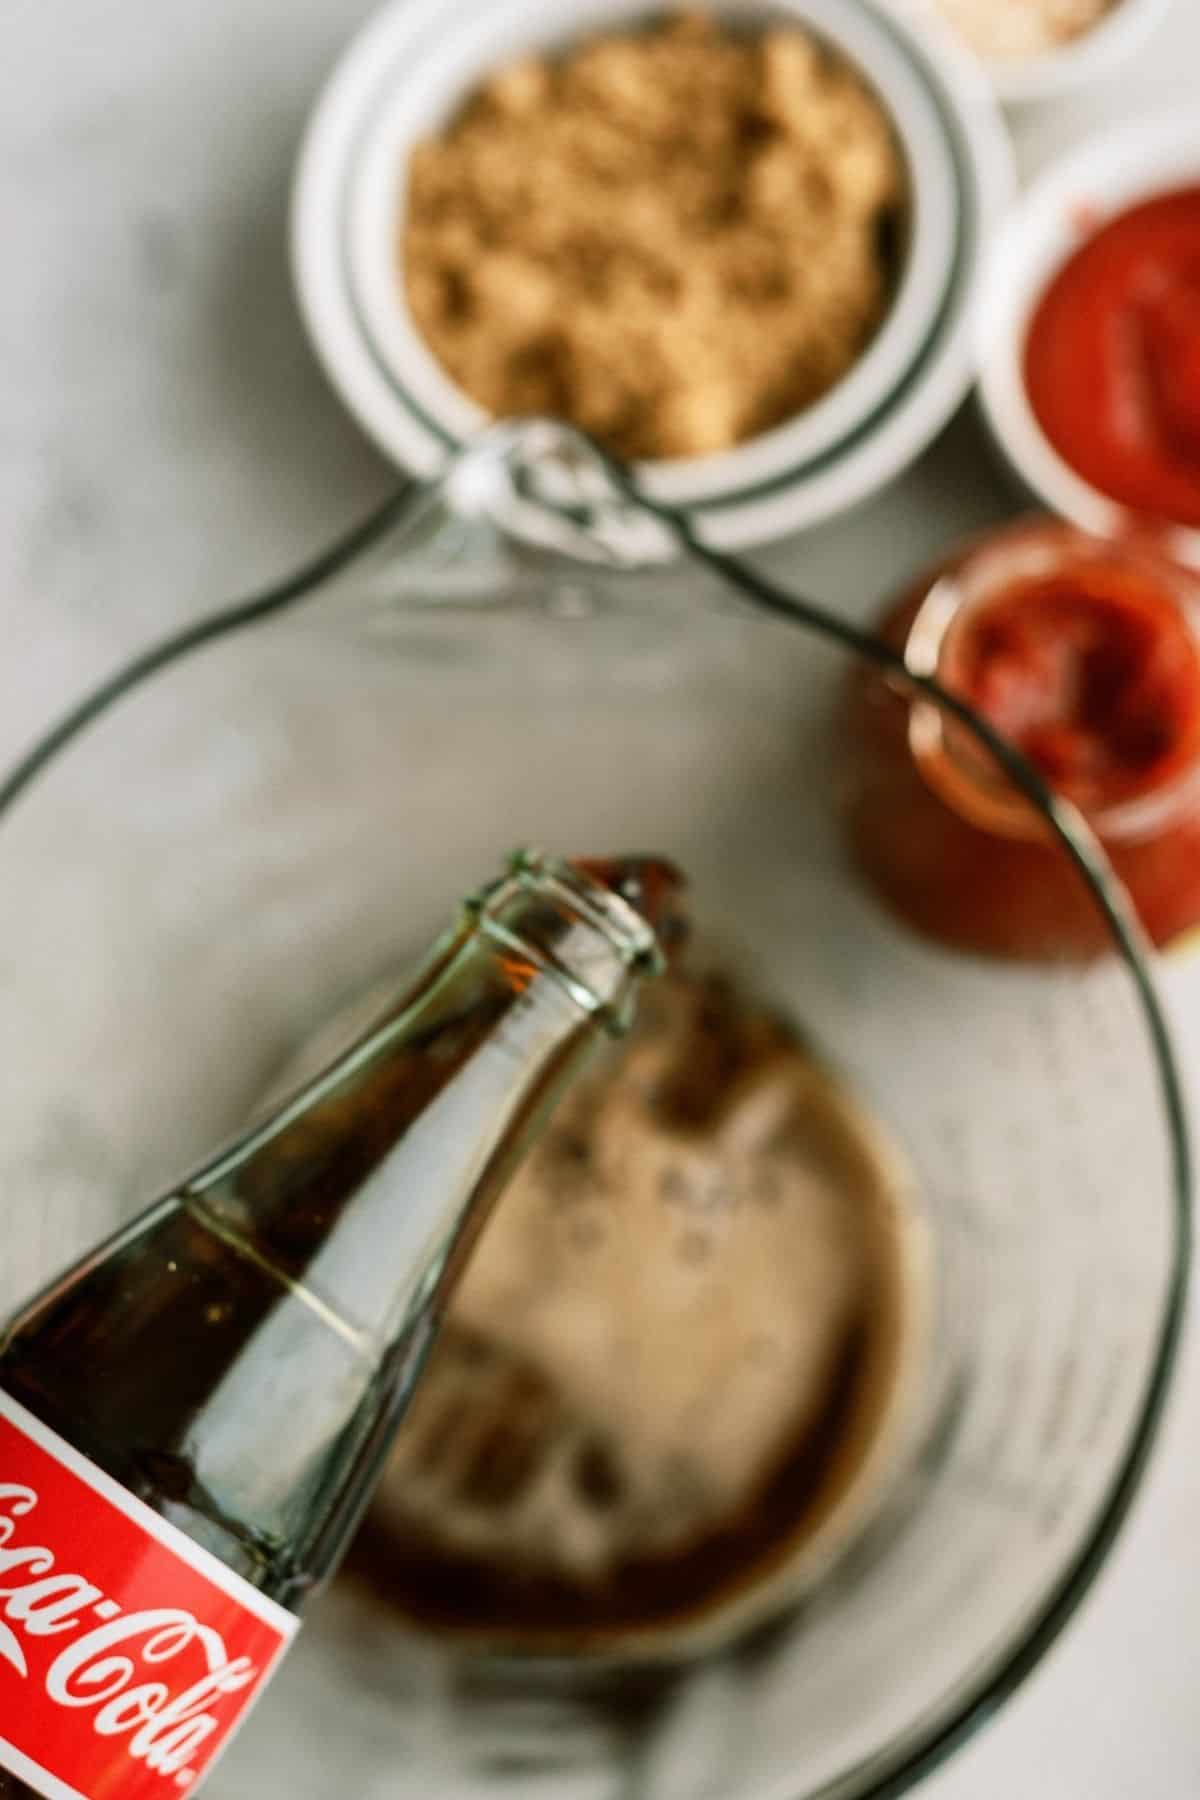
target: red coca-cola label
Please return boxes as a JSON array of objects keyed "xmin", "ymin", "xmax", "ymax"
[{"xmin": 0, "ymin": 1391, "xmax": 297, "ymax": 1800}]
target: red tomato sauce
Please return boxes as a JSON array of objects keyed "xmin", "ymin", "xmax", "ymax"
[
  {"xmin": 1026, "ymin": 187, "xmax": 1200, "ymax": 530},
  {"xmin": 845, "ymin": 524, "xmax": 1200, "ymax": 959},
  {"xmin": 943, "ymin": 564, "xmax": 1200, "ymax": 812}
]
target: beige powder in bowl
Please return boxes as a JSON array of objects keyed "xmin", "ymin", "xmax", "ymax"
[
  {"xmin": 401, "ymin": 12, "xmax": 907, "ymax": 462},
  {"xmin": 930, "ymin": 0, "xmax": 1116, "ymax": 59}
]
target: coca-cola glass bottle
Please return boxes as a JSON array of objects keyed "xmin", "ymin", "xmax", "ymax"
[
  {"xmin": 0, "ymin": 425, "xmax": 1190, "ymax": 1800},
  {"xmin": 0, "ymin": 847, "xmax": 677, "ymax": 1796}
]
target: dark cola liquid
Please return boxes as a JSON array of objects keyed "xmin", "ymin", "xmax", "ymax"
[{"xmin": 0, "ymin": 1194, "xmax": 380, "ymax": 1602}]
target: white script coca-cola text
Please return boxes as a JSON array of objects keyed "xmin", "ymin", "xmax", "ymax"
[{"xmin": 0, "ymin": 1483, "xmax": 259, "ymax": 1786}]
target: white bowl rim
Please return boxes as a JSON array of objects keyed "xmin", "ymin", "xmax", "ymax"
[
  {"xmin": 975, "ymin": 110, "xmax": 1200, "ymax": 567},
  {"xmin": 292, "ymin": 0, "xmax": 1013, "ymax": 548}
]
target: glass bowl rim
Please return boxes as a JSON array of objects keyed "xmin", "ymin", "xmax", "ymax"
[{"xmin": 0, "ymin": 464, "xmax": 1190, "ymax": 1800}]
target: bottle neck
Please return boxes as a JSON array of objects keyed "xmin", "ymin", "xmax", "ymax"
[{"xmin": 191, "ymin": 853, "xmax": 661, "ymax": 1352}]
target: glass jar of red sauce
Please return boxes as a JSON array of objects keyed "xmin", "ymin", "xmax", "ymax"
[{"xmin": 844, "ymin": 520, "xmax": 1200, "ymax": 959}]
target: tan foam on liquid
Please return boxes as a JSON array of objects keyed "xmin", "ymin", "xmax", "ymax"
[{"xmin": 326, "ymin": 967, "xmax": 931, "ymax": 1656}]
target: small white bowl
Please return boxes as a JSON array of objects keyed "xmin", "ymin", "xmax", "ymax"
[
  {"xmin": 881, "ymin": 0, "xmax": 1173, "ymax": 105},
  {"xmin": 292, "ymin": 0, "xmax": 1012, "ymax": 549},
  {"xmin": 976, "ymin": 112, "xmax": 1200, "ymax": 567}
]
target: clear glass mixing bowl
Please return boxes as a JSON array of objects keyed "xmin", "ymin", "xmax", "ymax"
[{"xmin": 0, "ymin": 428, "xmax": 1188, "ymax": 1800}]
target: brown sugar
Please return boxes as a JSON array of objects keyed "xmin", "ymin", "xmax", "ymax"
[{"xmin": 402, "ymin": 12, "xmax": 908, "ymax": 462}]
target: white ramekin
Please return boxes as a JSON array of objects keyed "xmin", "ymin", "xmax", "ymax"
[{"xmin": 976, "ymin": 111, "xmax": 1200, "ymax": 568}]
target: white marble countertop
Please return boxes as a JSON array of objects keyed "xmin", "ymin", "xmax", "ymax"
[{"xmin": 3, "ymin": 1, "xmax": 1199, "ymax": 1793}]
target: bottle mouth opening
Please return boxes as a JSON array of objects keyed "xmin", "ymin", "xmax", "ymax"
[
  {"xmin": 469, "ymin": 851, "xmax": 685, "ymax": 1032},
  {"xmin": 568, "ymin": 855, "xmax": 690, "ymax": 962},
  {"xmin": 903, "ymin": 527, "xmax": 1200, "ymax": 846}
]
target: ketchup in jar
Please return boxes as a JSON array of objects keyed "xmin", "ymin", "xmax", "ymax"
[{"xmin": 844, "ymin": 521, "xmax": 1200, "ymax": 959}]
